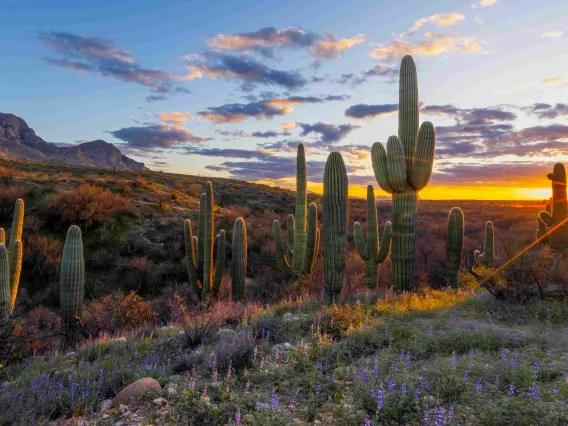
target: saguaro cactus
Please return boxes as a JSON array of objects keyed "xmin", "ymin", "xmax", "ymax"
[
  {"xmin": 353, "ymin": 185, "xmax": 392, "ymax": 288},
  {"xmin": 537, "ymin": 200, "xmax": 550, "ymax": 246},
  {"xmin": 446, "ymin": 207, "xmax": 464, "ymax": 286},
  {"xmin": 60, "ymin": 225, "xmax": 85, "ymax": 348},
  {"xmin": 323, "ymin": 152, "xmax": 348, "ymax": 304},
  {"xmin": 0, "ymin": 245, "xmax": 10, "ymax": 319},
  {"xmin": 371, "ymin": 55, "xmax": 436, "ymax": 292},
  {"xmin": 0, "ymin": 199, "xmax": 24, "ymax": 314},
  {"xmin": 273, "ymin": 144, "xmax": 319, "ymax": 277},
  {"xmin": 474, "ymin": 221, "xmax": 495, "ymax": 266},
  {"xmin": 184, "ymin": 182, "xmax": 226, "ymax": 304},
  {"xmin": 231, "ymin": 217, "xmax": 247, "ymax": 302},
  {"xmin": 538, "ymin": 164, "xmax": 568, "ymax": 251}
]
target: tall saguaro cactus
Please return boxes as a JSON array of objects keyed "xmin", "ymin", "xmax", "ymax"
[
  {"xmin": 446, "ymin": 207, "xmax": 464, "ymax": 286},
  {"xmin": 323, "ymin": 152, "xmax": 348, "ymax": 304},
  {"xmin": 371, "ymin": 55, "xmax": 436, "ymax": 292},
  {"xmin": 184, "ymin": 182, "xmax": 226, "ymax": 304},
  {"xmin": 0, "ymin": 199, "xmax": 24, "ymax": 314},
  {"xmin": 231, "ymin": 217, "xmax": 247, "ymax": 302},
  {"xmin": 60, "ymin": 225, "xmax": 85, "ymax": 348},
  {"xmin": 474, "ymin": 221, "xmax": 495, "ymax": 266},
  {"xmin": 273, "ymin": 144, "xmax": 319, "ymax": 277},
  {"xmin": 538, "ymin": 164, "xmax": 568, "ymax": 251},
  {"xmin": 0, "ymin": 245, "xmax": 10, "ymax": 320},
  {"xmin": 353, "ymin": 185, "xmax": 392, "ymax": 288}
]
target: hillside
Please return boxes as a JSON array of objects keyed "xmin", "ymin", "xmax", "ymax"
[{"xmin": 0, "ymin": 113, "xmax": 147, "ymax": 171}]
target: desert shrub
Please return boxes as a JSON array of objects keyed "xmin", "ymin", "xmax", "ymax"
[
  {"xmin": 0, "ymin": 184, "xmax": 27, "ymax": 222},
  {"xmin": 0, "ymin": 166, "xmax": 15, "ymax": 185},
  {"xmin": 89, "ymin": 248, "xmax": 117, "ymax": 271},
  {"xmin": 12, "ymin": 306, "xmax": 61, "ymax": 357},
  {"xmin": 187, "ymin": 183, "xmax": 202, "ymax": 198},
  {"xmin": 22, "ymin": 235, "xmax": 63, "ymax": 300},
  {"xmin": 179, "ymin": 301, "xmax": 235, "ymax": 348}
]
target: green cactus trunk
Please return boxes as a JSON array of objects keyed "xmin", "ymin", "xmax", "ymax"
[
  {"xmin": 0, "ymin": 245, "xmax": 10, "ymax": 320},
  {"xmin": 273, "ymin": 144, "xmax": 319, "ymax": 278},
  {"xmin": 60, "ymin": 225, "xmax": 85, "ymax": 348},
  {"xmin": 323, "ymin": 152, "xmax": 348, "ymax": 304},
  {"xmin": 9, "ymin": 240, "xmax": 22, "ymax": 314},
  {"xmin": 537, "ymin": 164, "xmax": 568, "ymax": 251},
  {"xmin": 353, "ymin": 185, "xmax": 392, "ymax": 289},
  {"xmin": 475, "ymin": 221, "xmax": 495, "ymax": 266},
  {"xmin": 231, "ymin": 217, "xmax": 247, "ymax": 302},
  {"xmin": 446, "ymin": 207, "xmax": 464, "ymax": 286},
  {"xmin": 371, "ymin": 55, "xmax": 436, "ymax": 293},
  {"xmin": 3, "ymin": 199, "xmax": 24, "ymax": 314}
]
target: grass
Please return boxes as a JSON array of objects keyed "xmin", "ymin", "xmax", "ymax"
[{"xmin": 1, "ymin": 285, "xmax": 567, "ymax": 425}]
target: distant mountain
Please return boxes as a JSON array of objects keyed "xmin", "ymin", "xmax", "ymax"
[{"xmin": 0, "ymin": 113, "xmax": 147, "ymax": 171}]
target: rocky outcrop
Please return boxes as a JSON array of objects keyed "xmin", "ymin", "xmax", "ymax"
[{"xmin": 0, "ymin": 113, "xmax": 147, "ymax": 171}]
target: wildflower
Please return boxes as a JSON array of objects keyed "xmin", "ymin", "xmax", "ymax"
[
  {"xmin": 376, "ymin": 387, "xmax": 384, "ymax": 410},
  {"xmin": 509, "ymin": 357, "xmax": 517, "ymax": 371},
  {"xmin": 463, "ymin": 371, "xmax": 469, "ymax": 380},
  {"xmin": 500, "ymin": 347, "xmax": 507, "ymax": 361},
  {"xmin": 255, "ymin": 400, "xmax": 262, "ymax": 411},
  {"xmin": 270, "ymin": 391, "xmax": 279, "ymax": 411},
  {"xmin": 392, "ymin": 361, "xmax": 400, "ymax": 372},
  {"xmin": 488, "ymin": 399, "xmax": 494, "ymax": 408},
  {"xmin": 189, "ymin": 380, "xmax": 196, "ymax": 390},
  {"xmin": 275, "ymin": 346, "xmax": 280, "ymax": 362},
  {"xmin": 508, "ymin": 383, "xmax": 516, "ymax": 396},
  {"xmin": 434, "ymin": 405, "xmax": 444, "ymax": 426},
  {"xmin": 405, "ymin": 354, "xmax": 412, "ymax": 371},
  {"xmin": 316, "ymin": 362, "xmax": 324, "ymax": 374},
  {"xmin": 364, "ymin": 419, "xmax": 372, "ymax": 426},
  {"xmin": 398, "ymin": 400, "xmax": 404, "ymax": 407},
  {"xmin": 226, "ymin": 362, "xmax": 232, "ymax": 380},
  {"xmin": 476, "ymin": 381, "xmax": 483, "ymax": 393},
  {"xmin": 527, "ymin": 384, "xmax": 541, "ymax": 400},
  {"xmin": 290, "ymin": 395, "xmax": 297, "ymax": 409},
  {"xmin": 448, "ymin": 406, "xmax": 454, "ymax": 420},
  {"xmin": 401, "ymin": 383, "xmax": 407, "ymax": 395},
  {"xmin": 235, "ymin": 408, "xmax": 241, "ymax": 424},
  {"xmin": 315, "ymin": 384, "xmax": 321, "ymax": 395},
  {"xmin": 202, "ymin": 385, "xmax": 208, "ymax": 396},
  {"xmin": 553, "ymin": 387, "xmax": 559, "ymax": 396},
  {"xmin": 451, "ymin": 352, "xmax": 457, "ymax": 368},
  {"xmin": 428, "ymin": 324, "xmax": 434, "ymax": 336},
  {"xmin": 423, "ymin": 409, "xmax": 431, "ymax": 425},
  {"xmin": 388, "ymin": 379, "xmax": 396, "ymax": 391},
  {"xmin": 533, "ymin": 361, "xmax": 541, "ymax": 378}
]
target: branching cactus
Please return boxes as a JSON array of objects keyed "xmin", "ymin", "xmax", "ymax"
[
  {"xmin": 0, "ymin": 199, "xmax": 24, "ymax": 314},
  {"xmin": 60, "ymin": 225, "xmax": 85, "ymax": 348},
  {"xmin": 323, "ymin": 152, "xmax": 348, "ymax": 304},
  {"xmin": 184, "ymin": 182, "xmax": 226, "ymax": 304},
  {"xmin": 446, "ymin": 207, "xmax": 464, "ymax": 286},
  {"xmin": 231, "ymin": 217, "xmax": 247, "ymax": 302},
  {"xmin": 538, "ymin": 164, "xmax": 568, "ymax": 251},
  {"xmin": 371, "ymin": 55, "xmax": 436, "ymax": 292},
  {"xmin": 0, "ymin": 245, "xmax": 10, "ymax": 319},
  {"xmin": 353, "ymin": 185, "xmax": 392, "ymax": 288},
  {"xmin": 273, "ymin": 144, "xmax": 319, "ymax": 277},
  {"xmin": 537, "ymin": 200, "xmax": 550, "ymax": 245},
  {"xmin": 474, "ymin": 221, "xmax": 495, "ymax": 266}
]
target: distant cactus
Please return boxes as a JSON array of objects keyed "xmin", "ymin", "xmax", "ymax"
[
  {"xmin": 353, "ymin": 185, "xmax": 392, "ymax": 288},
  {"xmin": 231, "ymin": 217, "xmax": 247, "ymax": 302},
  {"xmin": 446, "ymin": 208, "xmax": 464, "ymax": 286},
  {"xmin": 273, "ymin": 144, "xmax": 319, "ymax": 277},
  {"xmin": 184, "ymin": 182, "xmax": 226, "ymax": 304},
  {"xmin": 371, "ymin": 55, "xmax": 436, "ymax": 292},
  {"xmin": 474, "ymin": 221, "xmax": 495, "ymax": 266},
  {"xmin": 538, "ymin": 164, "xmax": 568, "ymax": 251},
  {"xmin": 323, "ymin": 152, "xmax": 348, "ymax": 304},
  {"xmin": 0, "ymin": 245, "xmax": 10, "ymax": 319},
  {"xmin": 60, "ymin": 225, "xmax": 85, "ymax": 348}
]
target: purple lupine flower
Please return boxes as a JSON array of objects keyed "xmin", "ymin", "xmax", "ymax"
[
  {"xmin": 363, "ymin": 419, "xmax": 372, "ymax": 426},
  {"xmin": 553, "ymin": 387, "xmax": 559, "ymax": 396},
  {"xmin": 448, "ymin": 406, "xmax": 454, "ymax": 420},
  {"xmin": 428, "ymin": 324, "xmax": 434, "ymax": 336},
  {"xmin": 291, "ymin": 395, "xmax": 297, "ymax": 409},
  {"xmin": 255, "ymin": 400, "xmax": 262, "ymax": 411},
  {"xmin": 270, "ymin": 391, "xmax": 279, "ymax": 410},
  {"xmin": 415, "ymin": 388, "xmax": 421, "ymax": 401},
  {"xmin": 463, "ymin": 371, "xmax": 469, "ymax": 380},
  {"xmin": 405, "ymin": 355, "xmax": 412, "ymax": 371},
  {"xmin": 376, "ymin": 387, "xmax": 384, "ymax": 410},
  {"xmin": 476, "ymin": 382, "xmax": 483, "ymax": 393},
  {"xmin": 401, "ymin": 383, "xmax": 407, "ymax": 395},
  {"xmin": 316, "ymin": 362, "xmax": 324, "ymax": 374},
  {"xmin": 392, "ymin": 361, "xmax": 400, "ymax": 372},
  {"xmin": 424, "ymin": 409, "xmax": 431, "ymax": 425},
  {"xmin": 315, "ymin": 384, "xmax": 321, "ymax": 395},
  {"xmin": 533, "ymin": 361, "xmax": 541, "ymax": 377},
  {"xmin": 500, "ymin": 348, "xmax": 507, "ymax": 361},
  {"xmin": 527, "ymin": 384, "xmax": 541, "ymax": 400},
  {"xmin": 235, "ymin": 408, "xmax": 241, "ymax": 424},
  {"xmin": 508, "ymin": 383, "xmax": 516, "ymax": 395},
  {"xmin": 509, "ymin": 357, "xmax": 517, "ymax": 371},
  {"xmin": 388, "ymin": 379, "xmax": 396, "ymax": 391},
  {"xmin": 434, "ymin": 405, "xmax": 444, "ymax": 426},
  {"xmin": 451, "ymin": 352, "xmax": 457, "ymax": 368}
]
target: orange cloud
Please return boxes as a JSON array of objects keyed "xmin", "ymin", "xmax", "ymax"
[
  {"xmin": 409, "ymin": 13, "xmax": 465, "ymax": 33},
  {"xmin": 159, "ymin": 112, "xmax": 194, "ymax": 127},
  {"xmin": 280, "ymin": 121, "xmax": 297, "ymax": 129},
  {"xmin": 479, "ymin": 0, "xmax": 500, "ymax": 7},
  {"xmin": 542, "ymin": 77, "xmax": 568, "ymax": 85},
  {"xmin": 540, "ymin": 31, "xmax": 563, "ymax": 39},
  {"xmin": 311, "ymin": 34, "xmax": 365, "ymax": 59},
  {"xmin": 183, "ymin": 68, "xmax": 203, "ymax": 80}
]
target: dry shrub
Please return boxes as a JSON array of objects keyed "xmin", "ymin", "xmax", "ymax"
[
  {"xmin": 24, "ymin": 235, "xmax": 63, "ymax": 286},
  {"xmin": 0, "ymin": 166, "xmax": 15, "ymax": 185},
  {"xmin": 0, "ymin": 184, "xmax": 27, "ymax": 222},
  {"xmin": 187, "ymin": 183, "xmax": 202, "ymax": 198},
  {"xmin": 12, "ymin": 306, "xmax": 61, "ymax": 357},
  {"xmin": 83, "ymin": 291, "xmax": 158, "ymax": 337},
  {"xmin": 225, "ymin": 205, "xmax": 252, "ymax": 223},
  {"xmin": 45, "ymin": 183, "xmax": 134, "ymax": 228}
]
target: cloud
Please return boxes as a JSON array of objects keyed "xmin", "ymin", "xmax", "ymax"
[
  {"xmin": 183, "ymin": 147, "xmax": 271, "ymax": 159},
  {"xmin": 409, "ymin": 13, "xmax": 465, "ymax": 34},
  {"xmin": 474, "ymin": 16, "xmax": 485, "ymax": 24},
  {"xmin": 477, "ymin": 0, "xmax": 500, "ymax": 8},
  {"xmin": 540, "ymin": 31, "xmax": 563, "ymax": 39},
  {"xmin": 215, "ymin": 129, "xmax": 250, "ymax": 138},
  {"xmin": 39, "ymin": 31, "xmax": 190, "ymax": 98},
  {"xmin": 109, "ymin": 125, "xmax": 210, "ymax": 149},
  {"xmin": 542, "ymin": 77, "xmax": 568, "ymax": 85},
  {"xmin": 369, "ymin": 32, "xmax": 484, "ymax": 60},
  {"xmin": 338, "ymin": 64, "xmax": 398, "ymax": 86},
  {"xmin": 207, "ymin": 27, "xmax": 364, "ymax": 59},
  {"xmin": 258, "ymin": 140, "xmax": 301, "ymax": 153},
  {"xmin": 159, "ymin": 112, "xmax": 194, "ymax": 126},
  {"xmin": 345, "ymin": 103, "xmax": 398, "ymax": 118},
  {"xmin": 524, "ymin": 103, "xmax": 568, "ymax": 119},
  {"xmin": 146, "ymin": 94, "xmax": 168, "ymax": 102},
  {"xmin": 297, "ymin": 122, "xmax": 360, "ymax": 144},
  {"xmin": 281, "ymin": 121, "xmax": 296, "ymax": 129}
]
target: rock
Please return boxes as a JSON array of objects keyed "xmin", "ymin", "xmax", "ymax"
[
  {"xmin": 167, "ymin": 387, "xmax": 177, "ymax": 397},
  {"xmin": 100, "ymin": 398, "xmax": 113, "ymax": 412},
  {"xmin": 153, "ymin": 397, "xmax": 167, "ymax": 407},
  {"xmin": 119, "ymin": 404, "xmax": 129, "ymax": 415},
  {"xmin": 424, "ymin": 395, "xmax": 437, "ymax": 408},
  {"xmin": 113, "ymin": 377, "xmax": 162, "ymax": 406}
]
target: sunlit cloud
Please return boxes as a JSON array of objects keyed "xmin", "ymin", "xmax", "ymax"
[
  {"xmin": 540, "ymin": 31, "xmax": 563, "ymax": 39},
  {"xmin": 409, "ymin": 13, "xmax": 465, "ymax": 34},
  {"xmin": 158, "ymin": 112, "xmax": 194, "ymax": 127},
  {"xmin": 542, "ymin": 77, "xmax": 568, "ymax": 85},
  {"xmin": 281, "ymin": 121, "xmax": 297, "ymax": 129},
  {"xmin": 473, "ymin": 0, "xmax": 500, "ymax": 8},
  {"xmin": 474, "ymin": 16, "xmax": 485, "ymax": 24},
  {"xmin": 310, "ymin": 34, "xmax": 365, "ymax": 59}
]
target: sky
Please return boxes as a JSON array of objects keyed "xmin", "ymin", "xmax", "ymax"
[{"xmin": 1, "ymin": 0, "xmax": 567, "ymax": 200}]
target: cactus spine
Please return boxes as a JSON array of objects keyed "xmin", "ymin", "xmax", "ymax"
[
  {"xmin": 184, "ymin": 182, "xmax": 226, "ymax": 304},
  {"xmin": 446, "ymin": 207, "xmax": 464, "ymax": 286},
  {"xmin": 231, "ymin": 217, "xmax": 247, "ymax": 302},
  {"xmin": 60, "ymin": 225, "xmax": 85, "ymax": 348},
  {"xmin": 353, "ymin": 185, "xmax": 392, "ymax": 288},
  {"xmin": 474, "ymin": 221, "xmax": 494, "ymax": 266},
  {"xmin": 323, "ymin": 152, "xmax": 348, "ymax": 304},
  {"xmin": 0, "ymin": 245, "xmax": 9, "ymax": 319},
  {"xmin": 273, "ymin": 144, "xmax": 319, "ymax": 277},
  {"xmin": 538, "ymin": 164, "xmax": 568, "ymax": 251},
  {"xmin": 371, "ymin": 55, "xmax": 436, "ymax": 292}
]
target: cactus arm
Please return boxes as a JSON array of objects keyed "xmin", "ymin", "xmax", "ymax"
[
  {"xmin": 539, "ymin": 211, "xmax": 552, "ymax": 226},
  {"xmin": 311, "ymin": 228, "xmax": 320, "ymax": 272},
  {"xmin": 212, "ymin": 230, "xmax": 226, "ymax": 297},
  {"xmin": 273, "ymin": 220, "xmax": 292, "ymax": 273},
  {"xmin": 184, "ymin": 219, "xmax": 201, "ymax": 295},
  {"xmin": 286, "ymin": 214, "xmax": 295, "ymax": 260},
  {"xmin": 0, "ymin": 229, "xmax": 4, "ymax": 245},
  {"xmin": 446, "ymin": 207, "xmax": 464, "ymax": 286},
  {"xmin": 301, "ymin": 203, "xmax": 318, "ymax": 275},
  {"xmin": 197, "ymin": 193, "xmax": 206, "ymax": 277},
  {"xmin": 398, "ymin": 55, "xmax": 419, "ymax": 174},
  {"xmin": 0, "ymin": 245, "xmax": 10, "ymax": 319},
  {"xmin": 192, "ymin": 236, "xmax": 199, "ymax": 264},
  {"xmin": 482, "ymin": 221, "xmax": 495, "ymax": 264},
  {"xmin": 9, "ymin": 240, "xmax": 22, "ymax": 314},
  {"xmin": 386, "ymin": 136, "xmax": 407, "ymax": 192},
  {"xmin": 365, "ymin": 185, "xmax": 379, "ymax": 263},
  {"xmin": 354, "ymin": 222, "xmax": 369, "ymax": 260},
  {"xmin": 292, "ymin": 143, "xmax": 307, "ymax": 274},
  {"xmin": 376, "ymin": 222, "xmax": 392, "ymax": 263},
  {"xmin": 201, "ymin": 182, "xmax": 214, "ymax": 301},
  {"xmin": 410, "ymin": 122, "xmax": 436, "ymax": 191},
  {"xmin": 371, "ymin": 142, "xmax": 393, "ymax": 194},
  {"xmin": 231, "ymin": 218, "xmax": 247, "ymax": 301}
]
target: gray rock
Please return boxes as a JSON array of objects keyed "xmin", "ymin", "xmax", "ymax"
[
  {"xmin": 152, "ymin": 397, "xmax": 167, "ymax": 407},
  {"xmin": 113, "ymin": 377, "xmax": 161, "ymax": 406},
  {"xmin": 100, "ymin": 399, "xmax": 113, "ymax": 412}
]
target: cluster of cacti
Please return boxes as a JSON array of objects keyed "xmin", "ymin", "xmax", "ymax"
[
  {"xmin": 273, "ymin": 143, "xmax": 319, "ymax": 277},
  {"xmin": 60, "ymin": 225, "xmax": 85, "ymax": 348},
  {"xmin": 231, "ymin": 217, "xmax": 247, "ymax": 302},
  {"xmin": 0, "ymin": 198, "xmax": 24, "ymax": 315},
  {"xmin": 371, "ymin": 55, "xmax": 436, "ymax": 293},
  {"xmin": 537, "ymin": 163, "xmax": 568, "ymax": 251},
  {"xmin": 184, "ymin": 182, "xmax": 226, "ymax": 304},
  {"xmin": 475, "ymin": 221, "xmax": 495, "ymax": 266},
  {"xmin": 323, "ymin": 152, "xmax": 348, "ymax": 304},
  {"xmin": 353, "ymin": 185, "xmax": 392, "ymax": 288},
  {"xmin": 446, "ymin": 207, "xmax": 464, "ymax": 286}
]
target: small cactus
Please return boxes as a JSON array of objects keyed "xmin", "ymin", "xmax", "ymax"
[
  {"xmin": 446, "ymin": 207, "xmax": 464, "ymax": 286},
  {"xmin": 474, "ymin": 221, "xmax": 495, "ymax": 266},
  {"xmin": 60, "ymin": 225, "xmax": 85, "ymax": 348},
  {"xmin": 231, "ymin": 217, "xmax": 247, "ymax": 302},
  {"xmin": 538, "ymin": 164, "xmax": 568, "ymax": 251},
  {"xmin": 353, "ymin": 185, "xmax": 392, "ymax": 288},
  {"xmin": 323, "ymin": 152, "xmax": 348, "ymax": 304}
]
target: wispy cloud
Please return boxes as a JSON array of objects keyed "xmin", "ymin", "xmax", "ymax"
[
  {"xmin": 473, "ymin": 0, "xmax": 500, "ymax": 9},
  {"xmin": 542, "ymin": 77, "xmax": 568, "ymax": 85},
  {"xmin": 297, "ymin": 122, "xmax": 360, "ymax": 144},
  {"xmin": 345, "ymin": 103, "xmax": 398, "ymax": 118},
  {"xmin": 338, "ymin": 64, "xmax": 398, "ymax": 86},
  {"xmin": 474, "ymin": 16, "xmax": 485, "ymax": 24},
  {"xmin": 409, "ymin": 13, "xmax": 465, "ymax": 34},
  {"xmin": 524, "ymin": 103, "xmax": 568, "ymax": 119},
  {"xmin": 540, "ymin": 30, "xmax": 563, "ymax": 39},
  {"xmin": 109, "ymin": 125, "xmax": 209, "ymax": 149},
  {"xmin": 158, "ymin": 112, "xmax": 194, "ymax": 126}
]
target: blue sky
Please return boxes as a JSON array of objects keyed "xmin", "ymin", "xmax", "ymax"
[{"xmin": 1, "ymin": 0, "xmax": 567, "ymax": 199}]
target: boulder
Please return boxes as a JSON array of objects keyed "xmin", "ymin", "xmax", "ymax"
[{"xmin": 113, "ymin": 377, "xmax": 162, "ymax": 406}]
